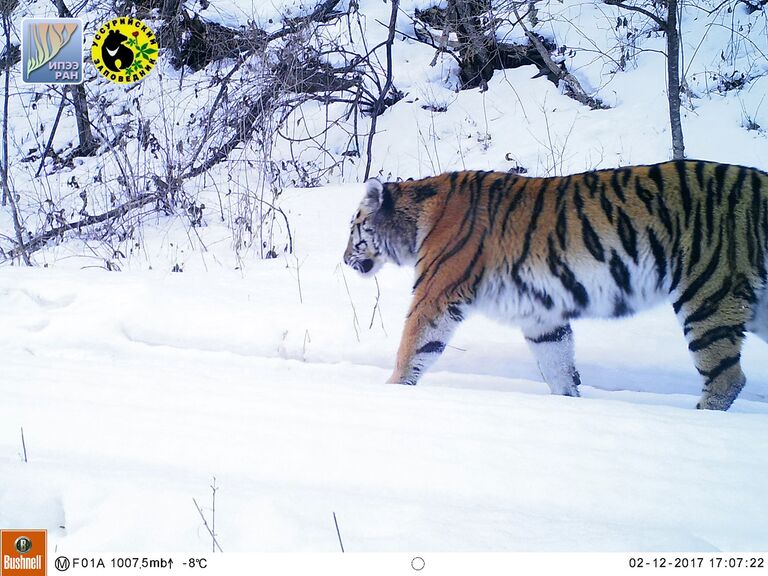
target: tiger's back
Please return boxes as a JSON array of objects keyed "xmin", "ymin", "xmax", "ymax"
[{"xmin": 344, "ymin": 160, "xmax": 768, "ymax": 410}]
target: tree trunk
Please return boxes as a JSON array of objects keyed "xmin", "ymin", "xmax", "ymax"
[
  {"xmin": 55, "ymin": 0, "xmax": 97, "ymax": 156},
  {"xmin": 2, "ymin": 8, "xmax": 32, "ymax": 264},
  {"xmin": 666, "ymin": 0, "xmax": 685, "ymax": 159},
  {"xmin": 70, "ymin": 85, "xmax": 97, "ymax": 156},
  {"xmin": 1, "ymin": 11, "xmax": 9, "ymax": 206},
  {"xmin": 448, "ymin": 0, "xmax": 494, "ymax": 90}
]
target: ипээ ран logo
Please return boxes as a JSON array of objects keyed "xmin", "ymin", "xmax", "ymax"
[
  {"xmin": 91, "ymin": 17, "xmax": 158, "ymax": 84},
  {"xmin": 21, "ymin": 18, "xmax": 83, "ymax": 84}
]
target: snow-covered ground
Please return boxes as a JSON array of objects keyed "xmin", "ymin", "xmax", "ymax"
[
  {"xmin": 2, "ymin": 0, "xmax": 768, "ymax": 559},
  {"xmin": 2, "ymin": 185, "xmax": 767, "ymax": 554}
]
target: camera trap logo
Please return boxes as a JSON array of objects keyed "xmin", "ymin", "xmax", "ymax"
[
  {"xmin": 21, "ymin": 18, "xmax": 83, "ymax": 84},
  {"xmin": 91, "ymin": 17, "xmax": 158, "ymax": 84},
  {"xmin": 1, "ymin": 530, "xmax": 47, "ymax": 575}
]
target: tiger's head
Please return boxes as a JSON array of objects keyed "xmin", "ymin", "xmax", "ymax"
[{"xmin": 344, "ymin": 179, "xmax": 418, "ymax": 276}]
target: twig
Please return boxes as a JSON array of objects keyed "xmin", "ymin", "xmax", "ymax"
[
  {"xmin": 36, "ymin": 91, "xmax": 68, "ymax": 177},
  {"xmin": 368, "ymin": 276, "xmax": 386, "ymax": 334},
  {"xmin": 210, "ymin": 478, "xmax": 218, "ymax": 554},
  {"xmin": 333, "ymin": 512, "xmax": 345, "ymax": 553},
  {"xmin": 338, "ymin": 264, "xmax": 361, "ymax": 342},
  {"xmin": 193, "ymin": 497, "xmax": 223, "ymax": 553},
  {"xmin": 20, "ymin": 427, "xmax": 28, "ymax": 463}
]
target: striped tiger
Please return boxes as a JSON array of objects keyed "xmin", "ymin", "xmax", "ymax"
[{"xmin": 343, "ymin": 160, "xmax": 768, "ymax": 410}]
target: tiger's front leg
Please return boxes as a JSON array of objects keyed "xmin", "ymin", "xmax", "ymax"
[
  {"xmin": 387, "ymin": 302, "xmax": 463, "ymax": 385},
  {"xmin": 522, "ymin": 323, "xmax": 581, "ymax": 397}
]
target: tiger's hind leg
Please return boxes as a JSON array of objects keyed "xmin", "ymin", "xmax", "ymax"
[
  {"xmin": 523, "ymin": 323, "xmax": 581, "ymax": 397},
  {"xmin": 674, "ymin": 282, "xmax": 752, "ymax": 411}
]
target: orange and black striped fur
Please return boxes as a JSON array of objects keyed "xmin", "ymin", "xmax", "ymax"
[{"xmin": 344, "ymin": 160, "xmax": 768, "ymax": 410}]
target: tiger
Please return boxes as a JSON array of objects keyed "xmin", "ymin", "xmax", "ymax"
[{"xmin": 343, "ymin": 159, "xmax": 768, "ymax": 410}]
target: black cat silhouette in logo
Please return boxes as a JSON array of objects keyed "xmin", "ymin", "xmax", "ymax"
[{"xmin": 102, "ymin": 29, "xmax": 134, "ymax": 72}]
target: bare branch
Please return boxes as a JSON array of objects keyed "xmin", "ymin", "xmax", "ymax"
[
  {"xmin": 512, "ymin": 4, "xmax": 606, "ymax": 109},
  {"xmin": 364, "ymin": 0, "xmax": 400, "ymax": 179},
  {"xmin": 603, "ymin": 0, "xmax": 667, "ymax": 29},
  {"xmin": 193, "ymin": 498, "xmax": 224, "ymax": 553},
  {"xmin": 5, "ymin": 194, "xmax": 163, "ymax": 260}
]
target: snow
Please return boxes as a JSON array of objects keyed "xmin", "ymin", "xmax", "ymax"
[
  {"xmin": 1, "ymin": 0, "xmax": 768, "ymax": 559},
  {"xmin": 2, "ymin": 184, "xmax": 768, "ymax": 555}
]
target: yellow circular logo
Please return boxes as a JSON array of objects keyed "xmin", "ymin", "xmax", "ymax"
[{"xmin": 91, "ymin": 17, "xmax": 157, "ymax": 84}]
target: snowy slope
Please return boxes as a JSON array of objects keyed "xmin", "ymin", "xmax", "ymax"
[{"xmin": 1, "ymin": 184, "xmax": 767, "ymax": 554}]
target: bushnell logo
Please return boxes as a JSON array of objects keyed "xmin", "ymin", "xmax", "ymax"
[
  {"xmin": 1, "ymin": 530, "xmax": 46, "ymax": 576},
  {"xmin": 91, "ymin": 17, "xmax": 158, "ymax": 84},
  {"xmin": 14, "ymin": 536, "xmax": 32, "ymax": 554},
  {"xmin": 21, "ymin": 18, "xmax": 83, "ymax": 84}
]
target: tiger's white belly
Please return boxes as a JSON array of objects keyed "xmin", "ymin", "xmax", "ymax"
[{"xmin": 475, "ymin": 252, "xmax": 670, "ymax": 327}]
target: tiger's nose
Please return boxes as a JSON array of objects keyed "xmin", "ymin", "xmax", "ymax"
[{"xmin": 360, "ymin": 259, "xmax": 374, "ymax": 273}]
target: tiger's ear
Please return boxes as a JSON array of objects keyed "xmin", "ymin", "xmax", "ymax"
[{"xmin": 364, "ymin": 178, "xmax": 389, "ymax": 210}]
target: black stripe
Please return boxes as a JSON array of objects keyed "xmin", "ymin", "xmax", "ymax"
[
  {"xmin": 416, "ymin": 173, "xmax": 461, "ymax": 251},
  {"xmin": 413, "ymin": 184, "xmax": 438, "ymax": 203},
  {"xmin": 416, "ymin": 341, "xmax": 446, "ymax": 354},
  {"xmin": 647, "ymin": 227, "xmax": 667, "ymax": 289},
  {"xmin": 752, "ymin": 172, "xmax": 766, "ymax": 280},
  {"xmin": 582, "ymin": 216, "xmax": 605, "ymax": 261},
  {"xmin": 705, "ymin": 176, "xmax": 716, "ymax": 245},
  {"xmin": 613, "ymin": 297, "xmax": 632, "ymax": 317},
  {"xmin": 511, "ymin": 184, "xmax": 546, "ymax": 274},
  {"xmin": 688, "ymin": 325, "xmax": 743, "ymax": 353},
  {"xmin": 695, "ymin": 160, "xmax": 706, "ymax": 190},
  {"xmin": 728, "ymin": 166, "xmax": 747, "ymax": 212},
  {"xmin": 634, "ymin": 176, "xmax": 654, "ymax": 214},
  {"xmin": 674, "ymin": 159, "xmax": 692, "ymax": 223},
  {"xmin": 556, "ymin": 206, "xmax": 568, "ymax": 250},
  {"xmin": 746, "ymin": 212, "xmax": 756, "ymax": 270},
  {"xmin": 556, "ymin": 176, "xmax": 572, "ymax": 202},
  {"xmin": 655, "ymin": 191, "xmax": 674, "ymax": 237},
  {"xmin": 414, "ymin": 177, "xmax": 484, "ymax": 289},
  {"xmin": 489, "ymin": 175, "xmax": 512, "ymax": 221},
  {"xmin": 547, "ymin": 237, "xmax": 590, "ymax": 307},
  {"xmin": 609, "ymin": 249, "xmax": 633, "ymax": 294},
  {"xmin": 687, "ymin": 205, "xmax": 702, "ymax": 273},
  {"xmin": 727, "ymin": 166, "xmax": 747, "ymax": 269},
  {"xmin": 610, "ymin": 171, "xmax": 627, "ymax": 203},
  {"xmin": 447, "ymin": 303, "xmax": 464, "ymax": 322},
  {"xmin": 501, "ymin": 181, "xmax": 528, "ymax": 236},
  {"xmin": 599, "ymin": 189, "xmax": 614, "ymax": 224},
  {"xmin": 700, "ymin": 354, "xmax": 741, "ymax": 384},
  {"xmin": 684, "ymin": 276, "xmax": 732, "ymax": 327},
  {"xmin": 571, "ymin": 369, "xmax": 582, "ymax": 388},
  {"xmin": 583, "ymin": 172, "xmax": 599, "ymax": 197},
  {"xmin": 620, "ymin": 167, "xmax": 632, "ymax": 186},
  {"xmin": 673, "ymin": 235, "xmax": 724, "ymax": 314},
  {"xmin": 714, "ymin": 163, "xmax": 729, "ymax": 204},
  {"xmin": 511, "ymin": 274, "xmax": 555, "ymax": 310},
  {"xmin": 669, "ymin": 253, "xmax": 683, "ymax": 292},
  {"xmin": 526, "ymin": 325, "xmax": 572, "ymax": 344},
  {"xmin": 444, "ymin": 233, "xmax": 488, "ymax": 298},
  {"xmin": 573, "ymin": 183, "xmax": 585, "ymax": 215},
  {"xmin": 763, "ymin": 198, "xmax": 768, "ymax": 263},
  {"xmin": 648, "ymin": 164, "xmax": 665, "ymax": 194},
  {"xmin": 617, "ymin": 208, "xmax": 638, "ymax": 263}
]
